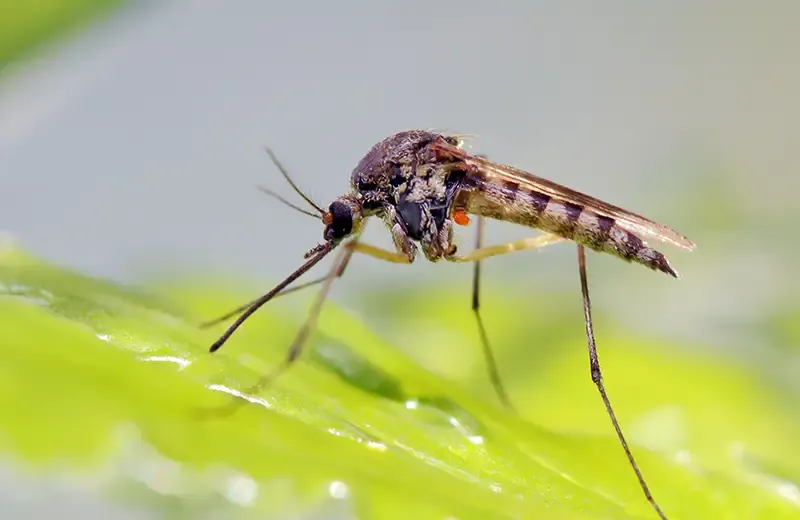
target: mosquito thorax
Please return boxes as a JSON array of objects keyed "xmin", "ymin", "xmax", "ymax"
[{"xmin": 322, "ymin": 196, "xmax": 363, "ymax": 242}]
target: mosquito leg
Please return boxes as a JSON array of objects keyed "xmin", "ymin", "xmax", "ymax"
[
  {"xmin": 347, "ymin": 242, "xmax": 414, "ymax": 264},
  {"xmin": 200, "ymin": 240, "xmax": 363, "ymax": 329},
  {"xmin": 447, "ymin": 230, "xmax": 563, "ymax": 408},
  {"xmin": 245, "ymin": 239, "xmax": 412, "ymax": 305},
  {"xmin": 199, "ymin": 239, "xmax": 417, "ymax": 415},
  {"xmin": 209, "ymin": 241, "xmax": 410, "ymax": 321},
  {"xmin": 249, "ymin": 241, "xmax": 359, "ymax": 300},
  {"xmin": 577, "ymin": 245, "xmax": 667, "ymax": 519},
  {"xmin": 201, "ymin": 240, "xmax": 410, "ymax": 331},
  {"xmin": 449, "ymin": 233, "xmax": 566, "ymax": 263},
  {"xmin": 245, "ymin": 246, "xmax": 351, "ymax": 391},
  {"xmin": 200, "ymin": 244, "xmax": 353, "ymax": 418},
  {"xmin": 470, "ymin": 216, "xmax": 515, "ymax": 410}
]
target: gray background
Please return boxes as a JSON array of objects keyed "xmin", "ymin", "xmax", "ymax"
[
  {"xmin": 0, "ymin": 1, "xmax": 798, "ymax": 517},
  {"xmin": 2, "ymin": 1, "xmax": 797, "ymax": 341}
]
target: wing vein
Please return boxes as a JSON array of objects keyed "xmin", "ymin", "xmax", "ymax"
[{"xmin": 449, "ymin": 148, "xmax": 695, "ymax": 251}]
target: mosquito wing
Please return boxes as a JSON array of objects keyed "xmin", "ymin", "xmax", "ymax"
[{"xmin": 442, "ymin": 142, "xmax": 695, "ymax": 251}]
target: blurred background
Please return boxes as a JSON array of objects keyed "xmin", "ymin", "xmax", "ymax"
[{"xmin": 1, "ymin": 1, "xmax": 798, "ymax": 518}]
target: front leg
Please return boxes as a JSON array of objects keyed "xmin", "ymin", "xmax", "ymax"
[
  {"xmin": 447, "ymin": 233, "xmax": 565, "ymax": 263},
  {"xmin": 431, "ymin": 218, "xmax": 457, "ymax": 259},
  {"xmin": 383, "ymin": 204, "xmax": 418, "ymax": 263}
]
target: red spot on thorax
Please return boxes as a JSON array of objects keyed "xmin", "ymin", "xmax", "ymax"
[{"xmin": 453, "ymin": 209, "xmax": 471, "ymax": 226}]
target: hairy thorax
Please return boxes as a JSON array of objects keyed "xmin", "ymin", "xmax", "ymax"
[{"xmin": 349, "ymin": 130, "xmax": 465, "ymax": 261}]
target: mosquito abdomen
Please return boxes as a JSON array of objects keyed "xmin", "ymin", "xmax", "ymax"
[{"xmin": 457, "ymin": 177, "xmax": 678, "ymax": 277}]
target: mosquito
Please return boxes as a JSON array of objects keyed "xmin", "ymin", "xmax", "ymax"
[{"xmin": 201, "ymin": 130, "xmax": 695, "ymax": 519}]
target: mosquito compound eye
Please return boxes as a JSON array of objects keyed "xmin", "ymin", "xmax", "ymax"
[{"xmin": 325, "ymin": 200, "xmax": 353, "ymax": 240}]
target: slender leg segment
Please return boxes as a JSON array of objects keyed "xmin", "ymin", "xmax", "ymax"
[
  {"xmin": 251, "ymin": 241, "xmax": 411, "ymax": 303},
  {"xmin": 449, "ymin": 233, "xmax": 565, "ymax": 263},
  {"xmin": 200, "ymin": 241, "xmax": 361, "ymax": 329},
  {"xmin": 201, "ymin": 244, "xmax": 353, "ymax": 417},
  {"xmin": 348, "ymin": 242, "xmax": 414, "ymax": 264},
  {"xmin": 242, "ymin": 244, "xmax": 352, "ymax": 391},
  {"xmin": 470, "ymin": 216, "xmax": 514, "ymax": 410},
  {"xmin": 199, "ymin": 240, "xmax": 414, "ymax": 416},
  {"xmin": 577, "ymin": 245, "xmax": 667, "ymax": 520},
  {"xmin": 447, "ymin": 229, "xmax": 564, "ymax": 409},
  {"xmin": 203, "ymin": 241, "xmax": 411, "ymax": 336},
  {"xmin": 270, "ymin": 242, "xmax": 411, "ymax": 296},
  {"xmin": 199, "ymin": 240, "xmax": 412, "ymax": 329}
]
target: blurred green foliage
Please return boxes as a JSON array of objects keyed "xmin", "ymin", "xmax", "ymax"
[
  {"xmin": 0, "ymin": 0, "xmax": 125, "ymax": 66},
  {"xmin": 0, "ymin": 243, "xmax": 798, "ymax": 519},
  {"xmin": 1, "ymin": 3, "xmax": 797, "ymax": 518}
]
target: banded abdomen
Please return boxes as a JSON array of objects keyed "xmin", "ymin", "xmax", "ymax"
[{"xmin": 454, "ymin": 176, "xmax": 678, "ymax": 277}]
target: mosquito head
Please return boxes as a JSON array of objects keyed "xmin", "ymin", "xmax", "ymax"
[{"xmin": 321, "ymin": 195, "xmax": 363, "ymax": 243}]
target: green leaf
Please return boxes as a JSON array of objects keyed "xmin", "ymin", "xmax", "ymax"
[
  {"xmin": 0, "ymin": 241, "xmax": 797, "ymax": 519},
  {"xmin": 0, "ymin": 0, "xmax": 126, "ymax": 66}
]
